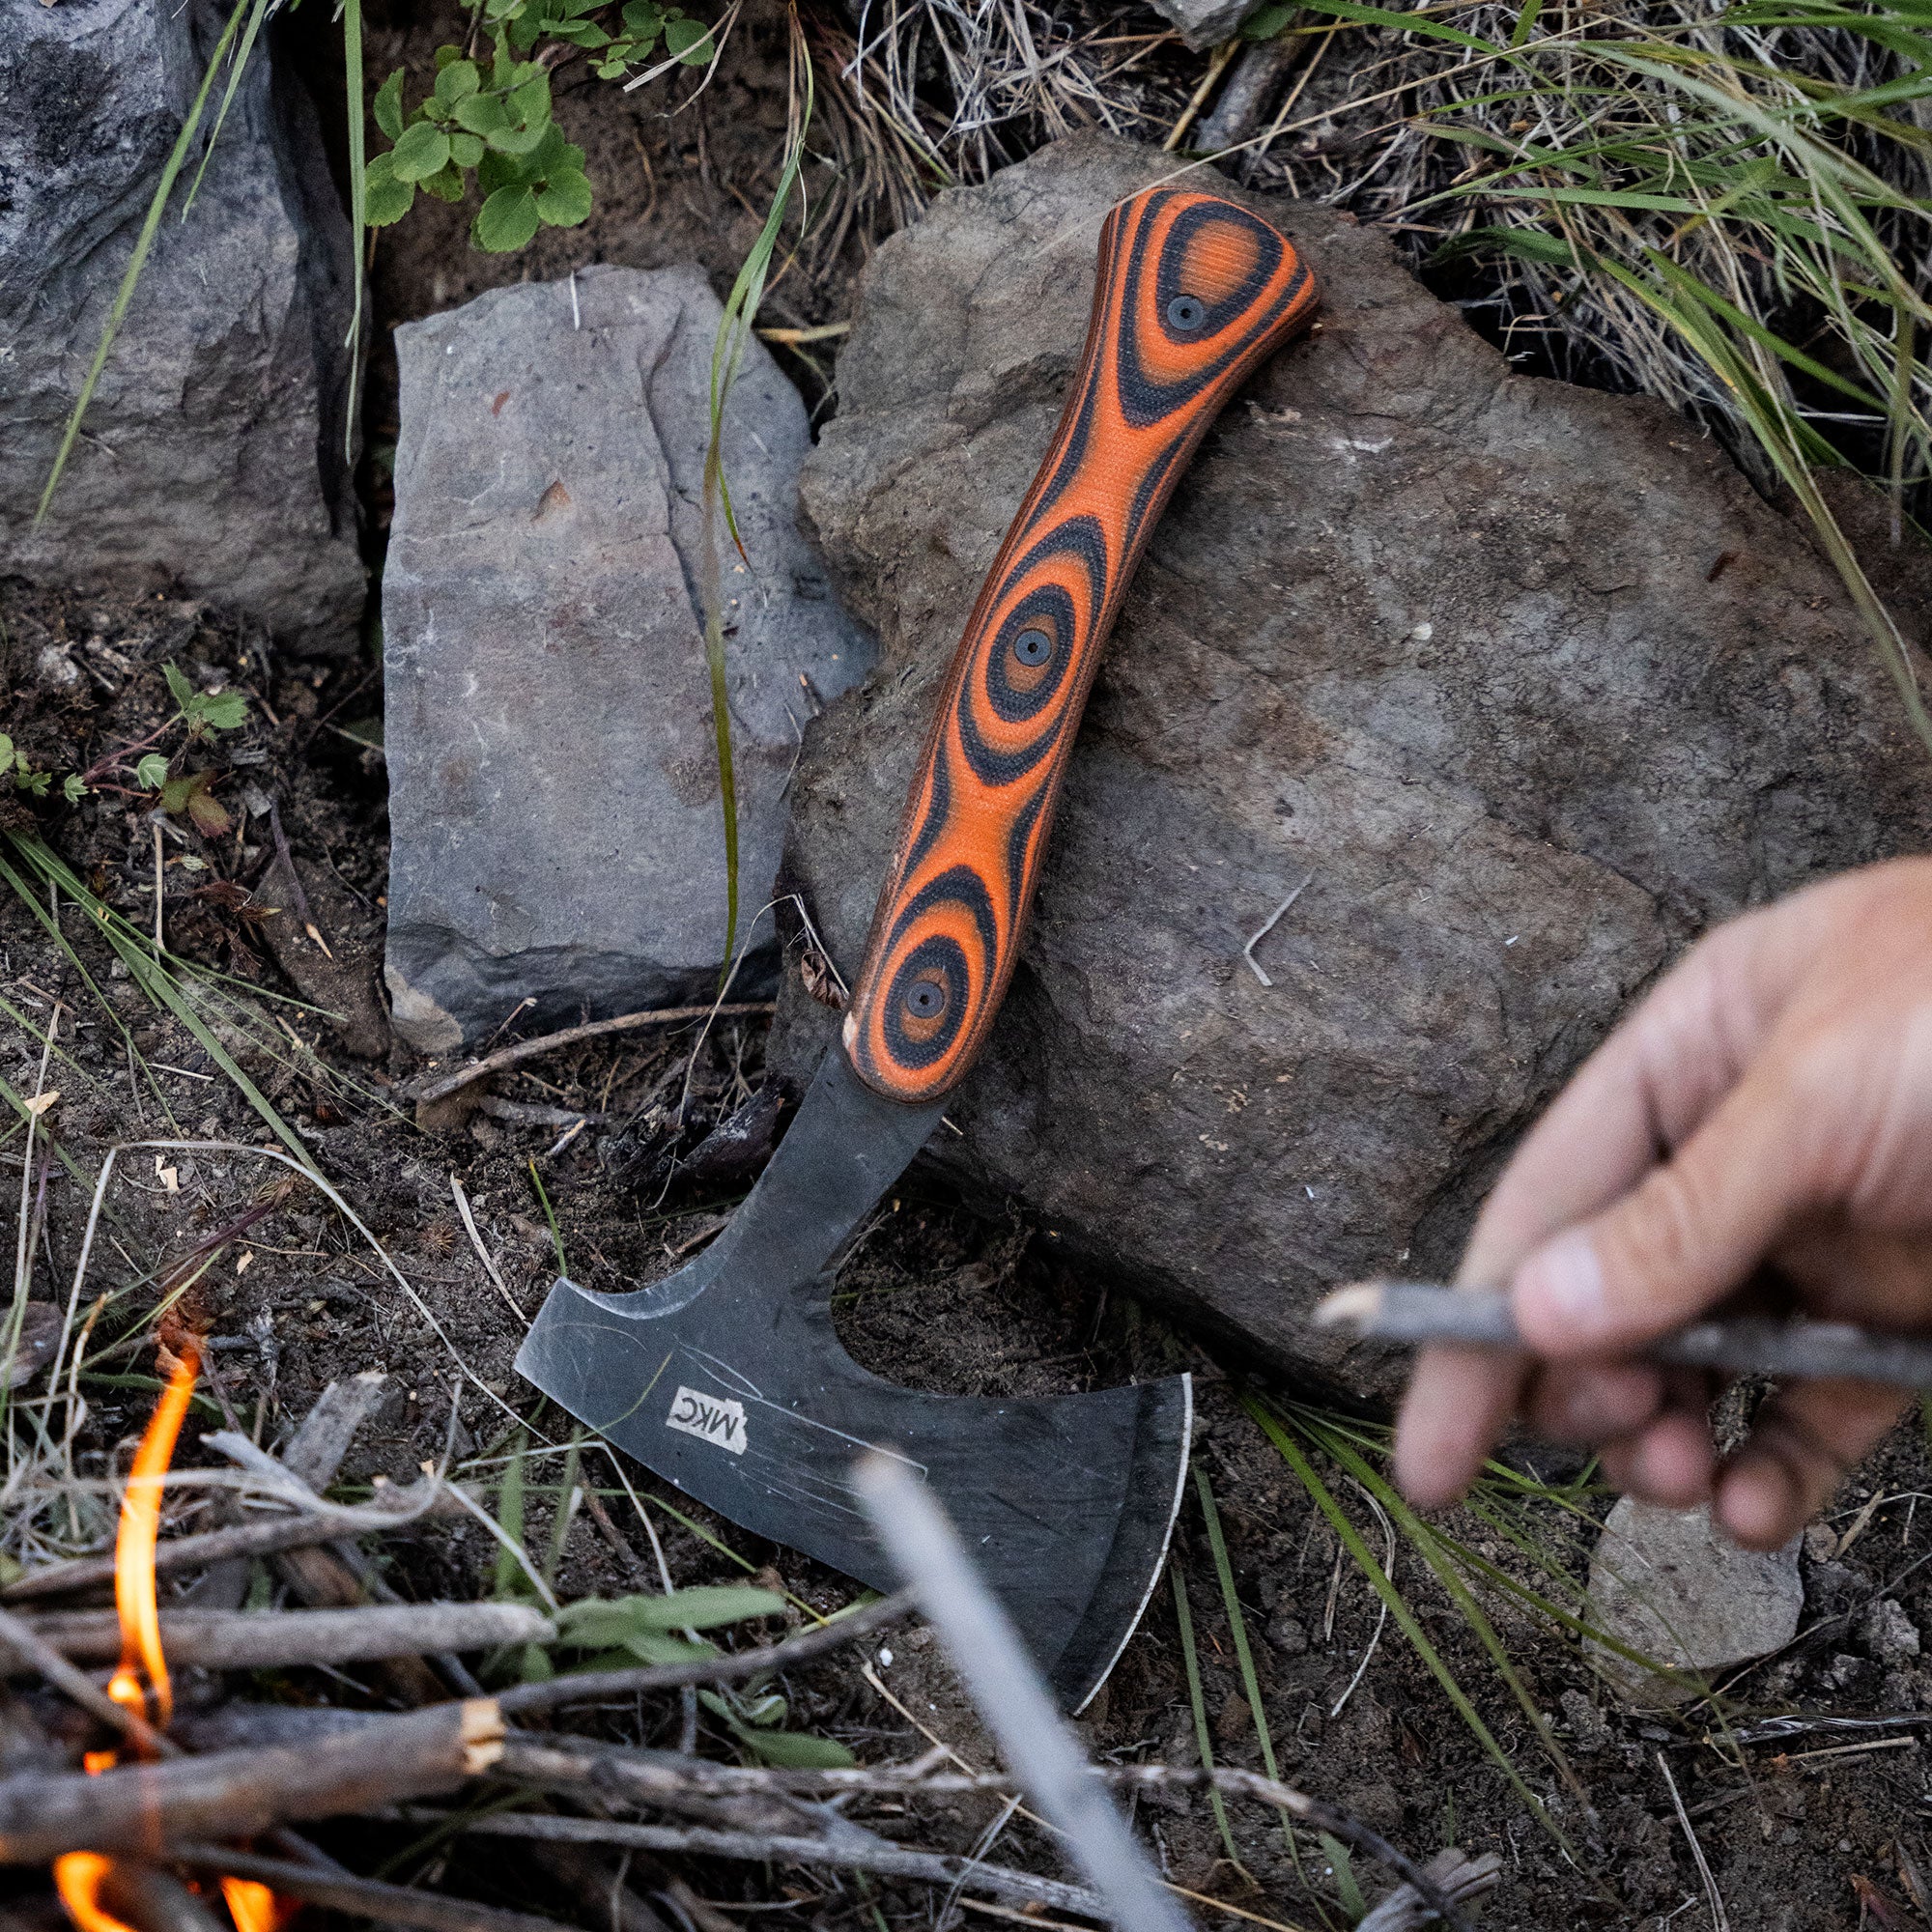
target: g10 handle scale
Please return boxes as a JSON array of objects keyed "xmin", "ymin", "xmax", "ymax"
[{"xmin": 841, "ymin": 185, "xmax": 1321, "ymax": 1105}]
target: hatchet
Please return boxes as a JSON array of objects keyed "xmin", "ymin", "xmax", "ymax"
[{"xmin": 516, "ymin": 184, "xmax": 1321, "ymax": 1711}]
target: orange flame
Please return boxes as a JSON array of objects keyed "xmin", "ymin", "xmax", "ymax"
[
  {"xmin": 112, "ymin": 1338, "xmax": 199, "ymax": 1731},
  {"xmin": 53, "ymin": 1854, "xmax": 132, "ymax": 1932},
  {"xmin": 55, "ymin": 1343, "xmax": 293, "ymax": 1932}
]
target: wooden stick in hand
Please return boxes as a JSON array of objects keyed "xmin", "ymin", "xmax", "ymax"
[{"xmin": 1316, "ymin": 1281, "xmax": 1932, "ymax": 1389}]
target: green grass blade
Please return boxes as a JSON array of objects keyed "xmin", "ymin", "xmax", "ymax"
[
  {"xmin": 1170, "ymin": 1561, "xmax": 1244, "ymax": 1871},
  {"xmin": 182, "ymin": 0, "xmax": 276, "ymax": 214},
  {"xmin": 698, "ymin": 7, "xmax": 814, "ymax": 980},
  {"xmin": 1244, "ymin": 1398, "xmax": 1574, "ymax": 1853},
  {"xmin": 343, "ymin": 0, "xmax": 367, "ymax": 468},
  {"xmin": 36, "ymin": 0, "xmax": 253, "ymax": 523},
  {"xmin": 1195, "ymin": 1465, "xmax": 1291, "ymax": 1852}
]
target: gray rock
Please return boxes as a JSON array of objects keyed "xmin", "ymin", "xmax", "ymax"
[
  {"xmin": 1585, "ymin": 1499, "xmax": 1802, "ymax": 1707},
  {"xmin": 771, "ymin": 132, "xmax": 1932, "ymax": 1398},
  {"xmin": 1150, "ymin": 0, "xmax": 1265, "ymax": 50},
  {"xmin": 383, "ymin": 266, "xmax": 872, "ymax": 1051},
  {"xmin": 1861, "ymin": 1597, "xmax": 1921, "ymax": 1662},
  {"xmin": 0, "ymin": 0, "xmax": 363, "ymax": 651}
]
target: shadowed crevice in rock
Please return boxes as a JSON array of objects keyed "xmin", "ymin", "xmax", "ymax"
[{"xmin": 770, "ymin": 132, "xmax": 1932, "ymax": 1401}]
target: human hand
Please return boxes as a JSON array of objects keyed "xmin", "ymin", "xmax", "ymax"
[{"xmin": 1393, "ymin": 857, "xmax": 1932, "ymax": 1549}]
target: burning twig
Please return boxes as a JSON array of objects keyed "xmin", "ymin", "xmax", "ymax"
[
  {"xmin": 167, "ymin": 1844, "xmax": 575, "ymax": 1932},
  {"xmin": 0, "ymin": 1605, "xmax": 175, "ymax": 1759},
  {"xmin": 5, "ymin": 1602, "xmax": 553, "ymax": 1675},
  {"xmin": 497, "ymin": 1589, "xmax": 913, "ymax": 1715},
  {"xmin": 0, "ymin": 1699, "xmax": 506, "ymax": 1862}
]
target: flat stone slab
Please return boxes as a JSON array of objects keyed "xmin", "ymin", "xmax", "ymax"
[
  {"xmin": 383, "ymin": 265, "xmax": 871, "ymax": 1050},
  {"xmin": 769, "ymin": 132, "xmax": 1932, "ymax": 1397},
  {"xmin": 1586, "ymin": 1499, "xmax": 1802, "ymax": 1706}
]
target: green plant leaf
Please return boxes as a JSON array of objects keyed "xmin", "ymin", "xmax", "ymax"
[
  {"xmin": 1319, "ymin": 1833, "xmax": 1366, "ymax": 1920},
  {"xmin": 665, "ymin": 14, "xmax": 714, "ymax": 61},
  {"xmin": 454, "ymin": 91, "xmax": 510, "ymax": 135},
  {"xmin": 535, "ymin": 169, "xmax": 592, "ymax": 226},
  {"xmin": 391, "ymin": 120, "xmax": 452, "ymax": 183},
  {"xmin": 474, "ymin": 184, "xmax": 540, "ymax": 250},
  {"xmin": 374, "ymin": 68, "xmax": 407, "ymax": 138},
  {"xmin": 0, "ymin": 738, "xmax": 14, "ymax": 773},
  {"xmin": 1241, "ymin": 2, "xmax": 1295, "ymax": 34},
  {"xmin": 197, "ymin": 689, "xmax": 248, "ymax": 731},
  {"xmin": 559, "ymin": 1585, "xmax": 783, "ymax": 1643},
  {"xmin": 62, "ymin": 775, "xmax": 87, "ymax": 805},
  {"xmin": 186, "ymin": 785, "xmax": 231, "ymax": 837},
  {"xmin": 739, "ymin": 1729, "xmax": 856, "ymax": 1769},
  {"xmin": 449, "ymin": 130, "xmax": 486, "ymax": 168},
  {"xmin": 419, "ymin": 164, "xmax": 468, "ymax": 204},
  {"xmin": 363, "ymin": 155, "xmax": 416, "ymax": 228},
  {"xmin": 435, "ymin": 41, "xmax": 467, "ymax": 66},
  {"xmin": 622, "ymin": 0, "xmax": 665, "ymax": 34},
  {"xmin": 163, "ymin": 662, "xmax": 195, "ymax": 712},
  {"xmin": 135, "ymin": 753, "xmax": 170, "ymax": 791},
  {"xmin": 434, "ymin": 57, "xmax": 481, "ymax": 104}
]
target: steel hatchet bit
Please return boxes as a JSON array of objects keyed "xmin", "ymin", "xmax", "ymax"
[{"xmin": 517, "ymin": 185, "xmax": 1321, "ymax": 1711}]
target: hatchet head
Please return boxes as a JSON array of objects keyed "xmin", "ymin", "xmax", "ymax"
[
  {"xmin": 516, "ymin": 1046, "xmax": 1192, "ymax": 1711},
  {"xmin": 519, "ymin": 183, "xmax": 1319, "ymax": 1709}
]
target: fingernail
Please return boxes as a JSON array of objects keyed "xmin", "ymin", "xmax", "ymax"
[{"xmin": 1516, "ymin": 1229, "xmax": 1606, "ymax": 1344}]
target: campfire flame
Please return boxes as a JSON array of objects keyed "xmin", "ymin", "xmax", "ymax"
[{"xmin": 53, "ymin": 1342, "xmax": 296, "ymax": 1932}]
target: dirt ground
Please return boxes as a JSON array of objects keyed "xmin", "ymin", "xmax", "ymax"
[{"xmin": 7, "ymin": 5, "xmax": 1932, "ymax": 1927}]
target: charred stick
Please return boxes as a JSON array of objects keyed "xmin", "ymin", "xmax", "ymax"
[
  {"xmin": 1317, "ymin": 1281, "xmax": 1932, "ymax": 1387},
  {"xmin": 497, "ymin": 1590, "xmax": 913, "ymax": 1715},
  {"xmin": 392, "ymin": 1809, "xmax": 1108, "ymax": 1918},
  {"xmin": 167, "ymin": 1845, "xmax": 574, "ymax": 1932},
  {"xmin": 408, "ymin": 1005, "xmax": 777, "ymax": 1106},
  {"xmin": 0, "ymin": 1698, "xmax": 503, "ymax": 1863},
  {"xmin": 5, "ymin": 1603, "xmax": 551, "ymax": 1674},
  {"xmin": 2, "ymin": 1485, "xmax": 452, "ymax": 1604},
  {"xmin": 0, "ymin": 1605, "xmax": 177, "ymax": 1759},
  {"xmin": 99, "ymin": 1862, "xmax": 230, "ymax": 1932}
]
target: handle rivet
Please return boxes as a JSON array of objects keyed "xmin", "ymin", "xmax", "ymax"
[
  {"xmin": 903, "ymin": 979, "xmax": 947, "ymax": 1020},
  {"xmin": 1166, "ymin": 294, "xmax": 1207, "ymax": 332},
  {"xmin": 1013, "ymin": 629, "xmax": 1052, "ymax": 666}
]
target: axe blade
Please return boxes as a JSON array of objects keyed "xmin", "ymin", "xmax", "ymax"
[{"xmin": 516, "ymin": 1046, "xmax": 1192, "ymax": 1711}]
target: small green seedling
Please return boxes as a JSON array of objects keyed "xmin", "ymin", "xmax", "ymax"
[{"xmin": 364, "ymin": 10, "xmax": 712, "ymax": 253}]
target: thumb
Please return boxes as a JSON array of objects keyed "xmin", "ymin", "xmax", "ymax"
[{"xmin": 1511, "ymin": 1070, "xmax": 1804, "ymax": 1356}]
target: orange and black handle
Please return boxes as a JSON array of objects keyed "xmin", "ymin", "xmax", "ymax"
[{"xmin": 842, "ymin": 185, "xmax": 1321, "ymax": 1105}]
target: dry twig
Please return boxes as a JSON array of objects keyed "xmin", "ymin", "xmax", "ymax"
[
  {"xmin": 407, "ymin": 1005, "xmax": 776, "ymax": 1106},
  {"xmin": 4, "ymin": 1603, "xmax": 550, "ymax": 1675},
  {"xmin": 168, "ymin": 1844, "xmax": 575, "ymax": 1932},
  {"xmin": 0, "ymin": 1698, "xmax": 504, "ymax": 1862}
]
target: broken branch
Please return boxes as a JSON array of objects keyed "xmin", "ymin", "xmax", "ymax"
[
  {"xmin": 394, "ymin": 1808, "xmax": 1109, "ymax": 1918},
  {"xmin": 4, "ymin": 1602, "xmax": 550, "ymax": 1675},
  {"xmin": 408, "ymin": 1004, "xmax": 777, "ymax": 1106},
  {"xmin": 0, "ymin": 1698, "xmax": 504, "ymax": 1862}
]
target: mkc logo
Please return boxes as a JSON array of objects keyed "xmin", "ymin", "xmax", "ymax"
[{"xmin": 666, "ymin": 1385, "xmax": 749, "ymax": 1456}]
